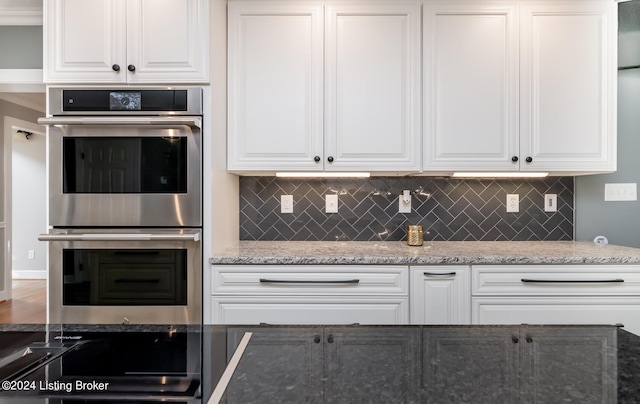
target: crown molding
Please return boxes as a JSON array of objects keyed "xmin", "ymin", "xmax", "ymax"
[{"xmin": 0, "ymin": 3, "xmax": 42, "ymax": 25}]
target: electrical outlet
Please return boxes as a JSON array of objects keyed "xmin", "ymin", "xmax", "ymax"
[
  {"xmin": 281, "ymin": 195, "xmax": 293, "ymax": 213},
  {"xmin": 506, "ymin": 194, "xmax": 519, "ymax": 213},
  {"xmin": 544, "ymin": 194, "xmax": 557, "ymax": 212},
  {"xmin": 399, "ymin": 190, "xmax": 411, "ymax": 213},
  {"xmin": 326, "ymin": 194, "xmax": 338, "ymax": 213},
  {"xmin": 28, "ymin": 250, "xmax": 35, "ymax": 259}
]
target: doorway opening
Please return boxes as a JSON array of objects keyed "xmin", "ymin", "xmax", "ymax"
[{"xmin": 1, "ymin": 115, "xmax": 46, "ymax": 314}]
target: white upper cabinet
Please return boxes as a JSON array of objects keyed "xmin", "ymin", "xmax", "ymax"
[
  {"xmin": 227, "ymin": 2, "xmax": 324, "ymax": 172},
  {"xmin": 519, "ymin": 0, "xmax": 616, "ymax": 173},
  {"xmin": 423, "ymin": 1, "xmax": 519, "ymax": 172},
  {"xmin": 324, "ymin": 3, "xmax": 421, "ymax": 171},
  {"xmin": 423, "ymin": 0, "xmax": 616, "ymax": 174},
  {"xmin": 227, "ymin": 1, "xmax": 421, "ymax": 173},
  {"xmin": 44, "ymin": 0, "xmax": 209, "ymax": 83}
]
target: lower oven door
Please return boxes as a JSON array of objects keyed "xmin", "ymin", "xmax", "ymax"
[{"xmin": 38, "ymin": 229, "xmax": 202, "ymax": 325}]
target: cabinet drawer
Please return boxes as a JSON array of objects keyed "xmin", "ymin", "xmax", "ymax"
[
  {"xmin": 211, "ymin": 296, "xmax": 409, "ymax": 325},
  {"xmin": 472, "ymin": 296, "xmax": 640, "ymax": 336},
  {"xmin": 212, "ymin": 265, "xmax": 408, "ymax": 295},
  {"xmin": 473, "ymin": 265, "xmax": 640, "ymax": 296}
]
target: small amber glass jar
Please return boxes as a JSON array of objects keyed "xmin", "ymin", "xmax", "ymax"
[{"xmin": 407, "ymin": 225, "xmax": 424, "ymax": 246}]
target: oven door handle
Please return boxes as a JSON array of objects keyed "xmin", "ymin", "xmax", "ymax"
[
  {"xmin": 38, "ymin": 232, "xmax": 200, "ymax": 242},
  {"xmin": 37, "ymin": 116, "xmax": 202, "ymax": 129}
]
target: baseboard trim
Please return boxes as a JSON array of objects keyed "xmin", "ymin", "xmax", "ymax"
[{"xmin": 12, "ymin": 271, "xmax": 46, "ymax": 280}]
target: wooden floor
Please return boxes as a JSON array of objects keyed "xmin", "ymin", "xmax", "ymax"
[{"xmin": 0, "ymin": 279, "xmax": 46, "ymax": 324}]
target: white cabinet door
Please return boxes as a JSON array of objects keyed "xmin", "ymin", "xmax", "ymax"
[
  {"xmin": 126, "ymin": 0, "xmax": 209, "ymax": 83},
  {"xmin": 325, "ymin": 3, "xmax": 421, "ymax": 172},
  {"xmin": 211, "ymin": 296, "xmax": 409, "ymax": 325},
  {"xmin": 410, "ymin": 266, "xmax": 471, "ymax": 324},
  {"xmin": 227, "ymin": 2, "xmax": 324, "ymax": 171},
  {"xmin": 423, "ymin": 1, "xmax": 519, "ymax": 172},
  {"xmin": 44, "ymin": 0, "xmax": 209, "ymax": 83},
  {"xmin": 473, "ymin": 297, "xmax": 640, "ymax": 337},
  {"xmin": 44, "ymin": 0, "xmax": 127, "ymax": 83},
  {"xmin": 519, "ymin": 0, "xmax": 616, "ymax": 173}
]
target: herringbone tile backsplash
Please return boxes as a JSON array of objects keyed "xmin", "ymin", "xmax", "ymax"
[{"xmin": 239, "ymin": 176, "xmax": 574, "ymax": 241}]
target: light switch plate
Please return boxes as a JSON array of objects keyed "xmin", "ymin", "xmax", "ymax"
[
  {"xmin": 544, "ymin": 194, "xmax": 557, "ymax": 212},
  {"xmin": 604, "ymin": 183, "xmax": 637, "ymax": 201},
  {"xmin": 326, "ymin": 194, "xmax": 338, "ymax": 213}
]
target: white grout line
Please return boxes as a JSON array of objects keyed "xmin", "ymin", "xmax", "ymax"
[{"xmin": 208, "ymin": 332, "xmax": 253, "ymax": 404}]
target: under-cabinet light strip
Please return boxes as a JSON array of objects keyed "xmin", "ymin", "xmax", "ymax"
[
  {"xmin": 275, "ymin": 172, "xmax": 371, "ymax": 178},
  {"xmin": 452, "ymin": 172, "xmax": 549, "ymax": 178}
]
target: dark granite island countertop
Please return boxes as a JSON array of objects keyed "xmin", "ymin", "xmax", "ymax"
[
  {"xmin": 214, "ymin": 324, "xmax": 640, "ymax": 404},
  {"xmin": 1, "ymin": 324, "xmax": 640, "ymax": 403},
  {"xmin": 210, "ymin": 240, "xmax": 640, "ymax": 265}
]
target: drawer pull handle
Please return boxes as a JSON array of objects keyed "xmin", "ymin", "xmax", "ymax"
[
  {"xmin": 259, "ymin": 279, "xmax": 360, "ymax": 284},
  {"xmin": 424, "ymin": 272, "xmax": 456, "ymax": 276},
  {"xmin": 521, "ymin": 278, "xmax": 624, "ymax": 283},
  {"xmin": 114, "ymin": 251, "xmax": 161, "ymax": 256},
  {"xmin": 114, "ymin": 279, "xmax": 161, "ymax": 284}
]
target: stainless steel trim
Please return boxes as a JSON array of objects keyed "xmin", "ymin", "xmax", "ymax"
[
  {"xmin": 47, "ymin": 87, "xmax": 203, "ymax": 116},
  {"xmin": 38, "ymin": 231, "xmax": 201, "ymax": 242},
  {"xmin": 38, "ymin": 116, "xmax": 202, "ymax": 128}
]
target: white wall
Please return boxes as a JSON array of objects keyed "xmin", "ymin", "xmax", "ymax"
[
  {"xmin": 575, "ymin": 1, "xmax": 640, "ymax": 247},
  {"xmin": 11, "ymin": 126, "xmax": 46, "ymax": 278},
  {"xmin": 202, "ymin": 0, "xmax": 240, "ymax": 324}
]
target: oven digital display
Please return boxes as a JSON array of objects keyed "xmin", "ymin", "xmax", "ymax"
[{"xmin": 109, "ymin": 91, "xmax": 142, "ymax": 110}]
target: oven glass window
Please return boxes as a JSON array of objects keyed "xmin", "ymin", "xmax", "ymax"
[
  {"xmin": 62, "ymin": 137, "xmax": 187, "ymax": 193},
  {"xmin": 62, "ymin": 249, "xmax": 188, "ymax": 305}
]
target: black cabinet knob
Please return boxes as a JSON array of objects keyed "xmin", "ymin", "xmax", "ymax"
[
  {"xmin": 127, "ymin": 64, "xmax": 136, "ymax": 72},
  {"xmin": 314, "ymin": 336, "xmax": 321, "ymax": 344},
  {"xmin": 327, "ymin": 335, "xmax": 334, "ymax": 343},
  {"xmin": 511, "ymin": 156, "xmax": 518, "ymax": 162},
  {"xmin": 327, "ymin": 156, "xmax": 334, "ymax": 163},
  {"xmin": 525, "ymin": 156, "xmax": 533, "ymax": 163},
  {"xmin": 112, "ymin": 64, "xmax": 120, "ymax": 72},
  {"xmin": 314, "ymin": 156, "xmax": 321, "ymax": 162},
  {"xmin": 526, "ymin": 336, "xmax": 533, "ymax": 343},
  {"xmin": 512, "ymin": 335, "xmax": 519, "ymax": 343}
]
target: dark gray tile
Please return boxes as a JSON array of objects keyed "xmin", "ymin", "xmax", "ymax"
[{"xmin": 238, "ymin": 177, "xmax": 575, "ymax": 241}]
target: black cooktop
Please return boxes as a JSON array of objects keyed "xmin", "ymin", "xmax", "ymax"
[{"xmin": 0, "ymin": 325, "xmax": 202, "ymax": 403}]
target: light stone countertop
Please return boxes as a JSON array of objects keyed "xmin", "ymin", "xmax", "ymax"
[{"xmin": 209, "ymin": 240, "xmax": 640, "ymax": 265}]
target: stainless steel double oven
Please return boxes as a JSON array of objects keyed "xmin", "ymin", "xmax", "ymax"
[{"xmin": 39, "ymin": 87, "xmax": 203, "ymax": 324}]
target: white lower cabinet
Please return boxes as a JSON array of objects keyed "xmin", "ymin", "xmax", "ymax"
[
  {"xmin": 210, "ymin": 265, "xmax": 409, "ymax": 325},
  {"xmin": 472, "ymin": 265, "xmax": 640, "ymax": 336},
  {"xmin": 210, "ymin": 263, "xmax": 640, "ymax": 333},
  {"xmin": 410, "ymin": 266, "xmax": 471, "ymax": 324}
]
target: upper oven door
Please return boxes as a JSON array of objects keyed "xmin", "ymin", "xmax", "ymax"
[{"xmin": 41, "ymin": 117, "xmax": 202, "ymax": 227}]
